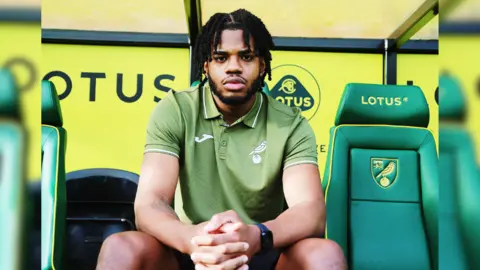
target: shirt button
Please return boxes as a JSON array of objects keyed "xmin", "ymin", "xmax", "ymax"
[{"xmin": 221, "ymin": 141, "xmax": 227, "ymax": 146}]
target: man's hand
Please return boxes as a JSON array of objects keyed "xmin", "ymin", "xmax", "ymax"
[{"xmin": 190, "ymin": 210, "xmax": 261, "ymax": 269}]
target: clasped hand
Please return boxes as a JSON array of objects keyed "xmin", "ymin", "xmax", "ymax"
[{"xmin": 190, "ymin": 210, "xmax": 260, "ymax": 270}]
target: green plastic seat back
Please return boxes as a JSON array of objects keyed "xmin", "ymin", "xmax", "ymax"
[
  {"xmin": 323, "ymin": 83, "xmax": 438, "ymax": 270},
  {"xmin": 438, "ymin": 74, "xmax": 480, "ymax": 270},
  {"xmin": 41, "ymin": 80, "xmax": 67, "ymax": 270},
  {"xmin": 0, "ymin": 69, "xmax": 27, "ymax": 270}
]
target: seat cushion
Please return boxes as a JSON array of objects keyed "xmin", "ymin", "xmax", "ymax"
[{"xmin": 323, "ymin": 125, "xmax": 438, "ymax": 270}]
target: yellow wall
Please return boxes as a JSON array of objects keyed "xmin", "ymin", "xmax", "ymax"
[
  {"xmin": 397, "ymin": 54, "xmax": 439, "ymax": 145},
  {"xmin": 42, "ymin": 44, "xmax": 190, "ymax": 174},
  {"xmin": 42, "ymin": 45, "xmax": 440, "ymax": 178},
  {"xmin": 0, "ymin": 23, "xmax": 41, "ymax": 181},
  {"xmin": 266, "ymin": 51, "xmax": 383, "ymax": 176}
]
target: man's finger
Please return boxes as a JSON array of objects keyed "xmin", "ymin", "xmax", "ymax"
[
  {"xmin": 194, "ymin": 262, "xmax": 249, "ymax": 270},
  {"xmin": 192, "ymin": 232, "xmax": 240, "ymax": 246},
  {"xmin": 236, "ymin": 265, "xmax": 249, "ymax": 270},
  {"xmin": 195, "ymin": 242, "xmax": 249, "ymax": 255},
  {"xmin": 191, "ymin": 252, "xmax": 233, "ymax": 265},
  {"xmin": 220, "ymin": 255, "xmax": 249, "ymax": 270},
  {"xmin": 194, "ymin": 264, "xmax": 248, "ymax": 270},
  {"xmin": 194, "ymin": 264, "xmax": 209, "ymax": 270},
  {"xmin": 205, "ymin": 212, "xmax": 240, "ymax": 233},
  {"xmin": 219, "ymin": 222, "xmax": 242, "ymax": 233}
]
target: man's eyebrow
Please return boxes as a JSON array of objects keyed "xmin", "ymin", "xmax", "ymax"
[{"xmin": 213, "ymin": 49, "xmax": 254, "ymax": 55}]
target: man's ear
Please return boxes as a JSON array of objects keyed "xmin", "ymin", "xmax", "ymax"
[
  {"xmin": 203, "ymin": 61, "xmax": 208, "ymax": 76},
  {"xmin": 259, "ymin": 58, "xmax": 266, "ymax": 75}
]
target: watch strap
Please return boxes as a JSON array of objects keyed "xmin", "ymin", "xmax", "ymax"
[{"xmin": 255, "ymin": 223, "xmax": 273, "ymax": 253}]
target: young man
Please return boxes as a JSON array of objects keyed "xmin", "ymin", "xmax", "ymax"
[{"xmin": 96, "ymin": 9, "xmax": 346, "ymax": 270}]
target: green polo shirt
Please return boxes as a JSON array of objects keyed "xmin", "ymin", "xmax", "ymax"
[{"xmin": 144, "ymin": 82, "xmax": 318, "ymax": 225}]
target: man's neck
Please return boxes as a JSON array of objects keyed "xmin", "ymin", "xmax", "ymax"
[{"xmin": 213, "ymin": 94, "xmax": 256, "ymax": 125}]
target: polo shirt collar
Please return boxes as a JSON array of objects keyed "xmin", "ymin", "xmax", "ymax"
[
  {"xmin": 202, "ymin": 83, "xmax": 221, "ymax": 119},
  {"xmin": 202, "ymin": 82, "xmax": 264, "ymax": 128}
]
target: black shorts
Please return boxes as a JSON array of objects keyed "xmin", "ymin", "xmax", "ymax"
[{"xmin": 174, "ymin": 249, "xmax": 281, "ymax": 270}]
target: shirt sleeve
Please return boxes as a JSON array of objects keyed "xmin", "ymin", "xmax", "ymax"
[
  {"xmin": 283, "ymin": 115, "xmax": 318, "ymax": 170},
  {"xmin": 144, "ymin": 91, "xmax": 184, "ymax": 158}
]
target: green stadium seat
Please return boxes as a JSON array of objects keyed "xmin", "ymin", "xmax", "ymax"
[
  {"xmin": 439, "ymin": 74, "xmax": 480, "ymax": 270},
  {"xmin": 0, "ymin": 69, "xmax": 27, "ymax": 270},
  {"xmin": 322, "ymin": 83, "xmax": 438, "ymax": 270},
  {"xmin": 41, "ymin": 80, "xmax": 67, "ymax": 270}
]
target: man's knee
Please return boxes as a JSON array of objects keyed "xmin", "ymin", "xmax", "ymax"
[
  {"xmin": 283, "ymin": 238, "xmax": 347, "ymax": 269},
  {"xmin": 101, "ymin": 232, "xmax": 140, "ymax": 256},
  {"xmin": 98, "ymin": 231, "xmax": 166, "ymax": 268},
  {"xmin": 306, "ymin": 239, "xmax": 345, "ymax": 267}
]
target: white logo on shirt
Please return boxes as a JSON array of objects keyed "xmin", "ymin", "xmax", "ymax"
[
  {"xmin": 194, "ymin": 134, "xmax": 214, "ymax": 143},
  {"xmin": 249, "ymin": 141, "xmax": 267, "ymax": 164}
]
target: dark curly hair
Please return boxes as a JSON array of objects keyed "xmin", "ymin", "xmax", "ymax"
[{"xmin": 192, "ymin": 9, "xmax": 274, "ymax": 89}]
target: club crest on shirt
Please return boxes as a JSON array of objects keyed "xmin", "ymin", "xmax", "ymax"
[{"xmin": 249, "ymin": 141, "xmax": 267, "ymax": 164}]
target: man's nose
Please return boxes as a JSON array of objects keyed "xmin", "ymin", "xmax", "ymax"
[{"xmin": 226, "ymin": 56, "xmax": 242, "ymax": 74}]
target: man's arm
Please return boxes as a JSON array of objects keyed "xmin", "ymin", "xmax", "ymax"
[
  {"xmin": 134, "ymin": 152, "xmax": 197, "ymax": 254},
  {"xmin": 262, "ymin": 163, "xmax": 325, "ymax": 249},
  {"xmin": 261, "ymin": 114, "xmax": 325, "ymax": 250},
  {"xmin": 135, "ymin": 91, "xmax": 201, "ymax": 254}
]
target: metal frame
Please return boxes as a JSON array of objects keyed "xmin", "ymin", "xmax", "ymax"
[
  {"xmin": 183, "ymin": 0, "xmax": 203, "ymax": 84},
  {"xmin": 42, "ymin": 29, "xmax": 189, "ymax": 48},
  {"xmin": 440, "ymin": 22, "xmax": 480, "ymax": 34},
  {"xmin": 382, "ymin": 0, "xmax": 439, "ymax": 85},
  {"xmin": 388, "ymin": 0, "xmax": 438, "ymax": 49},
  {"xmin": 0, "ymin": 8, "xmax": 40, "ymax": 22}
]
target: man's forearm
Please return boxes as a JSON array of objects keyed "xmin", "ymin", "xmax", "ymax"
[
  {"xmin": 263, "ymin": 199, "xmax": 325, "ymax": 249},
  {"xmin": 135, "ymin": 198, "xmax": 196, "ymax": 254}
]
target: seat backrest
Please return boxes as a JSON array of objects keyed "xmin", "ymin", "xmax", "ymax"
[
  {"xmin": 0, "ymin": 69, "xmax": 27, "ymax": 270},
  {"xmin": 64, "ymin": 169, "xmax": 138, "ymax": 270},
  {"xmin": 323, "ymin": 83, "xmax": 438, "ymax": 270},
  {"xmin": 438, "ymin": 74, "xmax": 480, "ymax": 270},
  {"xmin": 41, "ymin": 80, "xmax": 67, "ymax": 270}
]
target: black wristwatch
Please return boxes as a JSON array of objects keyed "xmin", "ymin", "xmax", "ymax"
[{"xmin": 255, "ymin": 223, "xmax": 273, "ymax": 254}]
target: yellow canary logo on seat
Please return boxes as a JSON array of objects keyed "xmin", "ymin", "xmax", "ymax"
[{"xmin": 371, "ymin": 158, "xmax": 398, "ymax": 189}]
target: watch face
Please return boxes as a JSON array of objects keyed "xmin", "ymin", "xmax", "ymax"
[{"xmin": 263, "ymin": 230, "xmax": 273, "ymax": 249}]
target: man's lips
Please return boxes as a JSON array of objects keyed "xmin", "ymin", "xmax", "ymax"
[
  {"xmin": 223, "ymin": 77, "xmax": 246, "ymax": 90},
  {"xmin": 223, "ymin": 77, "xmax": 246, "ymax": 84}
]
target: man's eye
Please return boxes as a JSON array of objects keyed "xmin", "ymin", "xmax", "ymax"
[
  {"xmin": 241, "ymin": 55, "xmax": 253, "ymax": 61},
  {"xmin": 214, "ymin": 56, "xmax": 226, "ymax": 62}
]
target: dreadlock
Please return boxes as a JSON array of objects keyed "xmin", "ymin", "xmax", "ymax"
[{"xmin": 192, "ymin": 9, "xmax": 275, "ymax": 90}]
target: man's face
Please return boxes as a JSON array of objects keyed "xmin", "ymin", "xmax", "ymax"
[{"xmin": 204, "ymin": 29, "xmax": 265, "ymax": 105}]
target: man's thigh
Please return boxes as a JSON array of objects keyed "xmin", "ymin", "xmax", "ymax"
[{"xmin": 173, "ymin": 249, "xmax": 281, "ymax": 270}]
